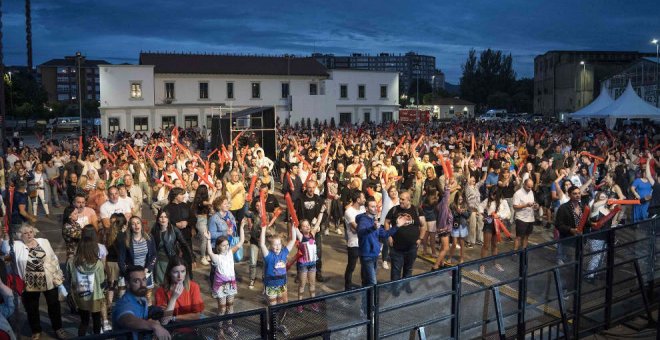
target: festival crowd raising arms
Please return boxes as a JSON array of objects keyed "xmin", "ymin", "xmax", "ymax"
[{"xmin": 0, "ymin": 119, "xmax": 657, "ymax": 339}]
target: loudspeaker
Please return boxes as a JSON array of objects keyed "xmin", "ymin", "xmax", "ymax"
[
  {"xmin": 262, "ymin": 130, "xmax": 276, "ymax": 161},
  {"xmin": 263, "ymin": 107, "xmax": 275, "ymax": 129}
]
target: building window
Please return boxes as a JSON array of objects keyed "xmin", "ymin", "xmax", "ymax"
[
  {"xmin": 309, "ymin": 83, "xmax": 318, "ymax": 95},
  {"xmin": 340, "ymin": 84, "xmax": 348, "ymax": 99},
  {"xmin": 199, "ymin": 82, "xmax": 209, "ymax": 99},
  {"xmin": 251, "ymin": 82, "xmax": 261, "ymax": 99},
  {"xmin": 380, "ymin": 85, "xmax": 388, "ymax": 99},
  {"xmin": 130, "ymin": 82, "xmax": 142, "ymax": 99},
  {"xmin": 281, "ymin": 82, "xmax": 290, "ymax": 99},
  {"xmin": 358, "ymin": 85, "xmax": 366, "ymax": 99},
  {"xmin": 109, "ymin": 117, "xmax": 120, "ymax": 133},
  {"xmin": 382, "ymin": 112, "xmax": 393, "ymax": 122},
  {"xmin": 133, "ymin": 117, "xmax": 148, "ymax": 131},
  {"xmin": 162, "ymin": 116, "xmax": 176, "ymax": 129},
  {"xmin": 184, "ymin": 116, "xmax": 198, "ymax": 128},
  {"xmin": 206, "ymin": 116, "xmax": 213, "ymax": 129},
  {"xmin": 227, "ymin": 82, "xmax": 234, "ymax": 99},
  {"xmin": 165, "ymin": 82, "xmax": 175, "ymax": 100},
  {"xmin": 339, "ymin": 112, "xmax": 352, "ymax": 125},
  {"xmin": 364, "ymin": 111, "xmax": 371, "ymax": 123}
]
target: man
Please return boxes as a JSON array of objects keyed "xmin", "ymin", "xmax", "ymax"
[
  {"xmin": 356, "ymin": 197, "xmax": 397, "ymax": 286},
  {"xmin": 226, "ymin": 170, "xmax": 246, "ymax": 225},
  {"xmin": 361, "ymin": 165, "xmax": 381, "ymax": 197},
  {"xmin": 124, "ymin": 175, "xmax": 144, "ymax": 218},
  {"xmin": 554, "ymin": 185, "xmax": 583, "ymax": 264},
  {"xmin": 512, "ymin": 179, "xmax": 538, "ymax": 251},
  {"xmin": 73, "ymin": 193, "xmax": 99, "ymax": 230},
  {"xmin": 9, "ymin": 180, "xmax": 37, "ymax": 237},
  {"xmin": 384, "ymin": 191, "xmax": 426, "ymax": 281},
  {"xmin": 537, "ymin": 158, "xmax": 557, "ymax": 228},
  {"xmin": 344, "ymin": 190, "xmax": 366, "ymax": 290},
  {"xmin": 255, "ymin": 149, "xmax": 274, "ymax": 172},
  {"xmin": 295, "ymin": 180, "xmax": 326, "ymax": 282},
  {"xmin": 282, "ymin": 163, "xmax": 304, "ymax": 202},
  {"xmin": 63, "ymin": 154, "xmax": 83, "ymax": 180},
  {"xmin": 112, "ymin": 265, "xmax": 171, "ymax": 340},
  {"xmin": 100, "ymin": 186, "xmax": 132, "ymax": 229}
]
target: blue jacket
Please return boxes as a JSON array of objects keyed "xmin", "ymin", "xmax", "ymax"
[{"xmin": 356, "ymin": 212, "xmax": 397, "ymax": 257}]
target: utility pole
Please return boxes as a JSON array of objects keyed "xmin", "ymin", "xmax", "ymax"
[
  {"xmin": 0, "ymin": 0, "xmax": 6, "ymax": 156},
  {"xmin": 26, "ymin": 0, "xmax": 33, "ymax": 71},
  {"xmin": 76, "ymin": 52, "xmax": 83, "ymax": 134}
]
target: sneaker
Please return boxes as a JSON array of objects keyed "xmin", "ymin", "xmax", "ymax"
[
  {"xmin": 200, "ymin": 258, "xmax": 210, "ymax": 265},
  {"xmin": 466, "ymin": 242, "xmax": 474, "ymax": 249},
  {"xmin": 102, "ymin": 320, "xmax": 112, "ymax": 332},
  {"xmin": 382, "ymin": 261, "xmax": 390, "ymax": 270},
  {"xmin": 55, "ymin": 329, "xmax": 72, "ymax": 340},
  {"xmin": 249, "ymin": 280, "xmax": 255, "ymax": 289},
  {"xmin": 475, "ymin": 241, "xmax": 484, "ymax": 246},
  {"xmin": 336, "ymin": 228, "xmax": 343, "ymax": 235}
]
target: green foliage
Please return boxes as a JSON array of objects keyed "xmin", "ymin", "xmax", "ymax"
[{"xmin": 5, "ymin": 71, "xmax": 48, "ymax": 117}]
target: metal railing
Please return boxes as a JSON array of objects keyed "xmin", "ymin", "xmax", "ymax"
[{"xmin": 81, "ymin": 217, "xmax": 660, "ymax": 339}]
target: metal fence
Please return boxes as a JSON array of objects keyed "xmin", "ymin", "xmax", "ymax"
[{"xmin": 82, "ymin": 217, "xmax": 660, "ymax": 340}]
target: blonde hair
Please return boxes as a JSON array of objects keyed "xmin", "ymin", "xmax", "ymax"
[{"xmin": 18, "ymin": 224, "xmax": 39, "ymax": 235}]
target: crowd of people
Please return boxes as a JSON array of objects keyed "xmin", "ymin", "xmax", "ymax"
[{"xmin": 0, "ymin": 118, "xmax": 657, "ymax": 339}]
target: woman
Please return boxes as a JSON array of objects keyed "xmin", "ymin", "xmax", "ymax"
[
  {"xmin": 208, "ymin": 196, "xmax": 237, "ymax": 245},
  {"xmin": 154, "ymin": 257, "xmax": 204, "ymax": 325},
  {"xmin": 31, "ymin": 163, "xmax": 51, "ymax": 217},
  {"xmin": 260, "ymin": 166, "xmax": 275, "ymax": 193},
  {"xmin": 422, "ymin": 167, "xmax": 442, "ymax": 257},
  {"xmin": 324, "ymin": 168, "xmax": 343, "ymax": 235},
  {"xmin": 192, "ymin": 185, "xmax": 212, "ymax": 265},
  {"xmin": 630, "ymin": 155, "xmax": 655, "ymax": 223},
  {"xmin": 210, "ymin": 179, "xmax": 225, "ymax": 203},
  {"xmin": 431, "ymin": 180, "xmax": 453, "ymax": 270},
  {"xmin": 99, "ymin": 213, "xmax": 126, "ymax": 332},
  {"xmin": 2, "ymin": 225, "xmax": 69, "ymax": 340},
  {"xmin": 478, "ymin": 189, "xmax": 511, "ymax": 273},
  {"xmin": 77, "ymin": 175, "xmax": 89, "ymax": 195},
  {"xmin": 67, "ymin": 225, "xmax": 106, "ymax": 336},
  {"xmin": 62, "ymin": 205, "xmax": 83, "ymax": 259},
  {"xmin": 151, "ymin": 210, "xmax": 194, "ymax": 286},
  {"xmin": 118, "ymin": 217, "xmax": 157, "ymax": 303}
]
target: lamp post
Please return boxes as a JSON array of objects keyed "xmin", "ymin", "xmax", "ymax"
[
  {"xmin": 76, "ymin": 51, "xmax": 83, "ymax": 134},
  {"xmin": 580, "ymin": 61, "xmax": 586, "ymax": 108},
  {"xmin": 7, "ymin": 72, "xmax": 12, "ymax": 115},
  {"xmin": 652, "ymin": 39, "xmax": 659, "ymax": 107}
]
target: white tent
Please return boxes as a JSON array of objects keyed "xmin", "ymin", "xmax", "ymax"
[
  {"xmin": 571, "ymin": 84, "xmax": 614, "ymax": 118},
  {"xmin": 590, "ymin": 80, "xmax": 660, "ymax": 119}
]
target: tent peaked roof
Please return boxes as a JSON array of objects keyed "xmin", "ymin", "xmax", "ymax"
[
  {"xmin": 590, "ymin": 80, "xmax": 660, "ymax": 119},
  {"xmin": 571, "ymin": 83, "xmax": 614, "ymax": 117}
]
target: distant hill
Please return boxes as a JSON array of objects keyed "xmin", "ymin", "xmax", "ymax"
[{"xmin": 444, "ymin": 82, "xmax": 460, "ymax": 95}]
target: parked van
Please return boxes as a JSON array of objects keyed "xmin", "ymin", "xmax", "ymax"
[
  {"xmin": 478, "ymin": 109, "xmax": 508, "ymax": 122},
  {"xmin": 49, "ymin": 117, "xmax": 81, "ymax": 131}
]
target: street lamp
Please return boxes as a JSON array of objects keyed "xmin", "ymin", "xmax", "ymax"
[
  {"xmin": 580, "ymin": 61, "xmax": 586, "ymax": 108},
  {"xmin": 652, "ymin": 39, "xmax": 659, "ymax": 107},
  {"xmin": 76, "ymin": 51, "xmax": 83, "ymax": 134},
  {"xmin": 7, "ymin": 72, "xmax": 13, "ymax": 116}
]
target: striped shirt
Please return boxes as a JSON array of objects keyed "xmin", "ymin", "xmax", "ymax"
[{"xmin": 132, "ymin": 239, "xmax": 148, "ymax": 267}]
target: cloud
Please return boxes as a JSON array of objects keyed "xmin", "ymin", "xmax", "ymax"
[{"xmin": 3, "ymin": 0, "xmax": 659, "ymax": 83}]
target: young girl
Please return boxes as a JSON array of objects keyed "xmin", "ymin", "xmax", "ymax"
[
  {"xmin": 294, "ymin": 219, "xmax": 321, "ymax": 310},
  {"xmin": 68, "ymin": 225, "xmax": 107, "ymax": 336},
  {"xmin": 449, "ymin": 192, "xmax": 470, "ymax": 264},
  {"xmin": 204, "ymin": 221, "xmax": 245, "ymax": 337},
  {"xmin": 259, "ymin": 220, "xmax": 296, "ymax": 306}
]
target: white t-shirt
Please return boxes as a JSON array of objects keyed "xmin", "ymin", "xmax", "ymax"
[
  {"xmin": 210, "ymin": 251, "xmax": 235, "ymax": 282},
  {"xmin": 513, "ymin": 188, "xmax": 535, "ymax": 223},
  {"xmin": 344, "ymin": 205, "xmax": 366, "ymax": 248},
  {"xmin": 100, "ymin": 199, "xmax": 132, "ymax": 219}
]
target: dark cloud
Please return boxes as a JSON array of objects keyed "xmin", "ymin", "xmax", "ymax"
[{"xmin": 3, "ymin": 0, "xmax": 659, "ymax": 82}]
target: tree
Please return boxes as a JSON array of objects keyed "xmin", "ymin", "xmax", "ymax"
[
  {"xmin": 459, "ymin": 48, "xmax": 517, "ymax": 112},
  {"xmin": 487, "ymin": 92, "xmax": 512, "ymax": 110},
  {"xmin": 4, "ymin": 71, "xmax": 48, "ymax": 117},
  {"xmin": 330, "ymin": 117, "xmax": 336, "ymax": 128},
  {"xmin": 306, "ymin": 118, "xmax": 311, "ymax": 129},
  {"xmin": 313, "ymin": 118, "xmax": 319, "ymax": 128},
  {"xmin": 407, "ymin": 79, "xmax": 432, "ymax": 100}
]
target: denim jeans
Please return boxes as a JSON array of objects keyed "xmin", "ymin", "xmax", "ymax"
[
  {"xmin": 389, "ymin": 246, "xmax": 418, "ymax": 281},
  {"xmin": 360, "ymin": 256, "xmax": 378, "ymax": 286},
  {"xmin": 249, "ymin": 243, "xmax": 261, "ymax": 281}
]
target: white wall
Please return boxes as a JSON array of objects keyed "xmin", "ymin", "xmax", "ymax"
[
  {"xmin": 100, "ymin": 65, "xmax": 155, "ymax": 107},
  {"xmin": 326, "ymin": 70, "xmax": 399, "ymax": 124}
]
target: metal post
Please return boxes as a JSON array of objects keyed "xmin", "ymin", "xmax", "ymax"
[
  {"xmin": 76, "ymin": 51, "xmax": 83, "ymax": 134},
  {"xmin": 370, "ymin": 286, "xmax": 377, "ymax": 340},
  {"xmin": 553, "ymin": 268, "xmax": 571, "ymax": 339},
  {"xmin": 573, "ymin": 236, "xmax": 583, "ymax": 338},
  {"xmin": 517, "ymin": 249, "xmax": 527, "ymax": 340},
  {"xmin": 655, "ymin": 41, "xmax": 659, "ymax": 107},
  {"xmin": 633, "ymin": 259, "xmax": 654, "ymax": 323},
  {"xmin": 0, "ymin": 2, "xmax": 6, "ymax": 156},
  {"xmin": 604, "ymin": 230, "xmax": 615, "ymax": 329},
  {"xmin": 451, "ymin": 266, "xmax": 461, "ymax": 340},
  {"xmin": 491, "ymin": 286, "xmax": 506, "ymax": 340}
]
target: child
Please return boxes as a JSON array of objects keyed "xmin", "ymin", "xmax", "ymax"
[
  {"xmin": 449, "ymin": 192, "xmax": 470, "ymax": 264},
  {"xmin": 294, "ymin": 219, "xmax": 321, "ymax": 311},
  {"xmin": 259, "ymin": 220, "xmax": 296, "ymax": 306}
]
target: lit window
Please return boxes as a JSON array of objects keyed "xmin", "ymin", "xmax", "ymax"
[{"xmin": 130, "ymin": 82, "xmax": 142, "ymax": 99}]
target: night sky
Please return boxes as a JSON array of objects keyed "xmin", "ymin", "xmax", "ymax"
[{"xmin": 3, "ymin": 0, "xmax": 659, "ymax": 83}]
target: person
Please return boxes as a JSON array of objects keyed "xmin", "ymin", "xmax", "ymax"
[
  {"xmin": 554, "ymin": 185, "xmax": 584, "ymax": 265},
  {"xmin": 9, "ymin": 180, "xmax": 36, "ymax": 238},
  {"xmin": 343, "ymin": 190, "xmax": 366, "ymax": 290},
  {"xmin": 432, "ymin": 180, "xmax": 453, "ymax": 269},
  {"xmin": 154, "ymin": 257, "xmax": 204, "ymax": 326},
  {"xmin": 0, "ymin": 271, "xmax": 17, "ymax": 340},
  {"xmin": 62, "ymin": 205, "xmax": 83, "ymax": 259},
  {"xmin": 448, "ymin": 192, "xmax": 470, "ymax": 264},
  {"xmin": 30, "ymin": 162, "xmax": 51, "ymax": 217},
  {"xmin": 583, "ymin": 191, "xmax": 615, "ymax": 283},
  {"xmin": 421, "ymin": 167, "xmax": 442, "ymax": 257},
  {"xmin": 2, "ymin": 224, "xmax": 70, "ymax": 340},
  {"xmin": 295, "ymin": 180, "xmax": 327, "ymax": 282},
  {"xmin": 124, "ymin": 175, "xmax": 144, "ymax": 218},
  {"xmin": 191, "ymin": 185, "xmax": 211, "ymax": 265},
  {"xmin": 151, "ymin": 210, "xmax": 194, "ymax": 286},
  {"xmin": 259, "ymin": 218, "xmax": 296, "ymax": 306},
  {"xmin": 100, "ymin": 186, "xmax": 133, "ymax": 229},
  {"xmin": 118, "ymin": 217, "xmax": 157, "ymax": 304},
  {"xmin": 630, "ymin": 155, "xmax": 655, "ymax": 223},
  {"xmin": 294, "ymin": 219, "xmax": 322, "ymax": 308},
  {"xmin": 248, "ymin": 185, "xmax": 279, "ymax": 289},
  {"xmin": 112, "ymin": 265, "xmax": 171, "ymax": 340},
  {"xmin": 226, "ymin": 170, "xmax": 246, "ymax": 225},
  {"xmin": 384, "ymin": 191, "xmax": 427, "ymax": 281},
  {"xmin": 478, "ymin": 188, "xmax": 511, "ymax": 273},
  {"xmin": 73, "ymin": 193, "xmax": 99, "ymax": 231},
  {"xmin": 164, "ymin": 187, "xmax": 193, "ymax": 266},
  {"xmin": 87, "ymin": 180, "xmax": 108, "ymax": 216},
  {"xmin": 208, "ymin": 196, "xmax": 237, "ymax": 246},
  {"xmin": 204, "ymin": 221, "xmax": 245, "ymax": 337},
  {"xmin": 356, "ymin": 197, "xmax": 398, "ymax": 286},
  {"xmin": 100, "ymin": 213, "xmax": 127, "ymax": 332},
  {"xmin": 512, "ymin": 179, "xmax": 539, "ymax": 251},
  {"xmin": 67, "ymin": 225, "xmax": 107, "ymax": 336}
]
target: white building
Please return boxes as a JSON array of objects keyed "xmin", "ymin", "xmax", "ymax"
[{"xmin": 99, "ymin": 53, "xmax": 399, "ymax": 135}]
